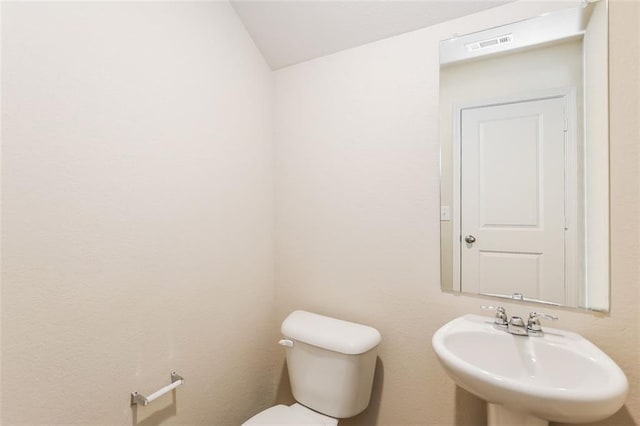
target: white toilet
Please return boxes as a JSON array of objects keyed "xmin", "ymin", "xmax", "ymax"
[{"xmin": 243, "ymin": 310, "xmax": 382, "ymax": 425}]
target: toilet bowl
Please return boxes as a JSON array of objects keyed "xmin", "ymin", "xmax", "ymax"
[
  {"xmin": 243, "ymin": 403, "xmax": 338, "ymax": 425},
  {"xmin": 242, "ymin": 311, "xmax": 381, "ymax": 425}
]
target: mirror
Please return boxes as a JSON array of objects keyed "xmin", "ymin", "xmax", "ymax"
[{"xmin": 439, "ymin": 1, "xmax": 609, "ymax": 311}]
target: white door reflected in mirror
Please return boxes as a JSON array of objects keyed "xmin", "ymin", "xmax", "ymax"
[
  {"xmin": 439, "ymin": 1, "xmax": 610, "ymax": 311},
  {"xmin": 461, "ymin": 96, "xmax": 568, "ymax": 305}
]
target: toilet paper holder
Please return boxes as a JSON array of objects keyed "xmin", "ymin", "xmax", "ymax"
[{"xmin": 131, "ymin": 371, "xmax": 184, "ymax": 406}]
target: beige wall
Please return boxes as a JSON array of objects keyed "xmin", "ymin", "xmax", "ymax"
[
  {"xmin": 1, "ymin": 0, "xmax": 638, "ymax": 425},
  {"xmin": 1, "ymin": 2, "xmax": 277, "ymax": 424},
  {"xmin": 273, "ymin": 2, "xmax": 639, "ymax": 426}
]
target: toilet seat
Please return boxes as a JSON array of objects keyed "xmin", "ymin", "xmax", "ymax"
[{"xmin": 242, "ymin": 403, "xmax": 338, "ymax": 425}]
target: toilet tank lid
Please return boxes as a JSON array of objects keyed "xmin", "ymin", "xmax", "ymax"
[{"xmin": 281, "ymin": 311, "xmax": 381, "ymax": 355}]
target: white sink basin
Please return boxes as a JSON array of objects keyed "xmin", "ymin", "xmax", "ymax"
[{"xmin": 432, "ymin": 315, "xmax": 628, "ymax": 424}]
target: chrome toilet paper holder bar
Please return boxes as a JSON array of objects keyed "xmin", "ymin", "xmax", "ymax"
[{"xmin": 131, "ymin": 371, "xmax": 184, "ymax": 406}]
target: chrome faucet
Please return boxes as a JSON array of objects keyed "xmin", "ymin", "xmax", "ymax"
[
  {"xmin": 481, "ymin": 305, "xmax": 508, "ymax": 328},
  {"xmin": 508, "ymin": 316, "xmax": 528, "ymax": 335},
  {"xmin": 482, "ymin": 306, "xmax": 558, "ymax": 337},
  {"xmin": 526, "ymin": 312, "xmax": 559, "ymax": 336}
]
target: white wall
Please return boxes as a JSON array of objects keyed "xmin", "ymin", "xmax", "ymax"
[
  {"xmin": 1, "ymin": 2, "xmax": 277, "ymax": 424},
  {"xmin": 273, "ymin": 1, "xmax": 639, "ymax": 425},
  {"xmin": 2, "ymin": 0, "xmax": 638, "ymax": 425}
]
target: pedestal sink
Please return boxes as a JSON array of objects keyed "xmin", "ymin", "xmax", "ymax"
[{"xmin": 432, "ymin": 315, "xmax": 628, "ymax": 425}]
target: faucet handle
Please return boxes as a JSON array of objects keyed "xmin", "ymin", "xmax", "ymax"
[
  {"xmin": 530, "ymin": 312, "xmax": 558, "ymax": 321},
  {"xmin": 527, "ymin": 312, "xmax": 558, "ymax": 335},
  {"xmin": 481, "ymin": 305, "xmax": 505, "ymax": 312},
  {"xmin": 481, "ymin": 305, "xmax": 508, "ymax": 327}
]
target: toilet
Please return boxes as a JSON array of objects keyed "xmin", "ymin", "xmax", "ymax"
[{"xmin": 243, "ymin": 310, "xmax": 382, "ymax": 425}]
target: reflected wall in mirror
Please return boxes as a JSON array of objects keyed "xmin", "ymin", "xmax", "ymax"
[{"xmin": 439, "ymin": 1, "xmax": 609, "ymax": 311}]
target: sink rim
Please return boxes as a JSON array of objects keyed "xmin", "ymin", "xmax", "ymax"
[{"xmin": 432, "ymin": 314, "xmax": 629, "ymax": 422}]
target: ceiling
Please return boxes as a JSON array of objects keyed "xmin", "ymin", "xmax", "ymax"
[{"xmin": 230, "ymin": 1, "xmax": 516, "ymax": 70}]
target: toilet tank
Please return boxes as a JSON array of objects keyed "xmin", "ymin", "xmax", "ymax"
[{"xmin": 280, "ymin": 311, "xmax": 381, "ymax": 418}]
